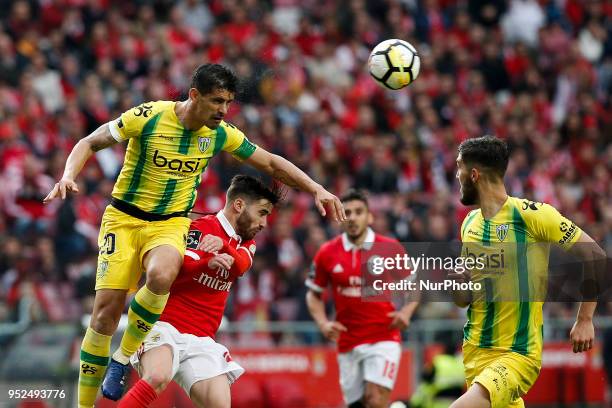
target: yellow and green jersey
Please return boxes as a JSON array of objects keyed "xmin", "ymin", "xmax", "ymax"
[
  {"xmin": 460, "ymin": 196, "xmax": 582, "ymax": 360},
  {"xmin": 108, "ymin": 101, "xmax": 257, "ymax": 215}
]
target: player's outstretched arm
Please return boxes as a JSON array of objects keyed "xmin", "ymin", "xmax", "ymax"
[
  {"xmin": 43, "ymin": 123, "xmax": 118, "ymax": 203},
  {"xmin": 244, "ymin": 148, "xmax": 346, "ymax": 222},
  {"xmin": 568, "ymin": 231, "xmax": 607, "ymax": 353}
]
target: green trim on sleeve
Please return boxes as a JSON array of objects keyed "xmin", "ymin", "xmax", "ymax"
[{"xmin": 232, "ymin": 138, "xmax": 257, "ymax": 160}]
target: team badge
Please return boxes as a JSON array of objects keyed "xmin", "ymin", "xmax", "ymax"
[
  {"xmin": 249, "ymin": 244, "xmax": 256, "ymax": 254},
  {"xmin": 198, "ymin": 137, "xmax": 211, "ymax": 152},
  {"xmin": 96, "ymin": 260, "xmax": 108, "ymax": 280},
  {"xmin": 366, "ymin": 256, "xmax": 383, "ymax": 275},
  {"xmin": 496, "ymin": 224, "xmax": 509, "ymax": 241}
]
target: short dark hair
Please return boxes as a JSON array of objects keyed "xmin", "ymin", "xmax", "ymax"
[
  {"xmin": 191, "ymin": 64, "xmax": 238, "ymax": 95},
  {"xmin": 340, "ymin": 189, "xmax": 369, "ymax": 207},
  {"xmin": 458, "ymin": 135, "xmax": 509, "ymax": 178},
  {"xmin": 227, "ymin": 175, "xmax": 281, "ymax": 206}
]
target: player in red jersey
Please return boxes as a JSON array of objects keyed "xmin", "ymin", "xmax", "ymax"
[
  {"xmin": 117, "ymin": 175, "xmax": 280, "ymax": 408},
  {"xmin": 306, "ymin": 189, "xmax": 419, "ymax": 408}
]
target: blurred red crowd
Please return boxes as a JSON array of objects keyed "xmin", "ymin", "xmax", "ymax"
[{"xmin": 0, "ymin": 0, "xmax": 610, "ymax": 333}]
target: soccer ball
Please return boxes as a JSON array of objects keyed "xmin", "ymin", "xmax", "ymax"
[{"xmin": 368, "ymin": 39, "xmax": 420, "ymax": 90}]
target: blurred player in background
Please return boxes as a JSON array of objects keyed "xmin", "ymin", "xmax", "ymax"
[
  {"xmin": 43, "ymin": 63, "xmax": 345, "ymax": 408},
  {"xmin": 117, "ymin": 175, "xmax": 279, "ymax": 408},
  {"xmin": 409, "ymin": 332, "xmax": 464, "ymax": 408},
  {"xmin": 306, "ymin": 189, "xmax": 419, "ymax": 408},
  {"xmin": 449, "ymin": 136, "xmax": 606, "ymax": 408}
]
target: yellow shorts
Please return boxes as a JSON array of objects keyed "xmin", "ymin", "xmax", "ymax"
[
  {"xmin": 463, "ymin": 342, "xmax": 541, "ymax": 408},
  {"xmin": 95, "ymin": 205, "xmax": 191, "ymax": 292}
]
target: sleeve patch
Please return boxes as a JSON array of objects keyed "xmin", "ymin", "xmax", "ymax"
[
  {"xmin": 186, "ymin": 230, "xmax": 202, "ymax": 249},
  {"xmin": 558, "ymin": 222, "xmax": 579, "ymax": 244}
]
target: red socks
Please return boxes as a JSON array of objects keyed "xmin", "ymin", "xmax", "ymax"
[{"xmin": 117, "ymin": 379, "xmax": 158, "ymax": 408}]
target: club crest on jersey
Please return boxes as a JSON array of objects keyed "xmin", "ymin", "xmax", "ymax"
[
  {"xmin": 496, "ymin": 224, "xmax": 509, "ymax": 241},
  {"xmin": 198, "ymin": 137, "xmax": 211, "ymax": 153},
  {"xmin": 366, "ymin": 256, "xmax": 384, "ymax": 275},
  {"xmin": 332, "ymin": 264, "xmax": 344, "ymax": 273}
]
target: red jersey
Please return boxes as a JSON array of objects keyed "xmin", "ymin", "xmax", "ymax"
[
  {"xmin": 306, "ymin": 229, "xmax": 402, "ymax": 353},
  {"xmin": 160, "ymin": 212, "xmax": 256, "ymax": 338}
]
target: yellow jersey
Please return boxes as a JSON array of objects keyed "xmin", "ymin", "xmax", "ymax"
[
  {"xmin": 108, "ymin": 101, "xmax": 256, "ymax": 215},
  {"xmin": 460, "ymin": 196, "xmax": 582, "ymax": 360}
]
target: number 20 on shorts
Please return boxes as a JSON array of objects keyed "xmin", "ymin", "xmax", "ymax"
[{"xmin": 100, "ymin": 232, "xmax": 116, "ymax": 255}]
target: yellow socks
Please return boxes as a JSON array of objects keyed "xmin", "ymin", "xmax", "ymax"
[
  {"xmin": 114, "ymin": 285, "xmax": 169, "ymax": 364},
  {"xmin": 78, "ymin": 327, "xmax": 111, "ymax": 408}
]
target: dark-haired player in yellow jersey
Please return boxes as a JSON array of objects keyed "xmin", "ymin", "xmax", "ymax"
[
  {"xmin": 43, "ymin": 64, "xmax": 346, "ymax": 408},
  {"xmin": 448, "ymin": 136, "xmax": 606, "ymax": 408}
]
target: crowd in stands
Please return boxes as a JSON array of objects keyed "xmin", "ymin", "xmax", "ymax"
[{"xmin": 0, "ymin": 0, "xmax": 610, "ymax": 344}]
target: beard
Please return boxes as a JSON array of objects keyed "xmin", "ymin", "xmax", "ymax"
[
  {"xmin": 236, "ymin": 211, "xmax": 259, "ymax": 241},
  {"xmin": 459, "ymin": 178, "xmax": 478, "ymax": 206},
  {"xmin": 346, "ymin": 223, "xmax": 367, "ymax": 241}
]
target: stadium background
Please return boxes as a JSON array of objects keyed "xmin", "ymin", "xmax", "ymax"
[{"xmin": 0, "ymin": 0, "xmax": 610, "ymax": 406}]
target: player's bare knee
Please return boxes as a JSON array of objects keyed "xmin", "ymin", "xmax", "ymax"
[
  {"xmin": 363, "ymin": 390, "xmax": 384, "ymax": 408},
  {"xmin": 143, "ymin": 247, "xmax": 183, "ymax": 293},
  {"xmin": 143, "ymin": 372, "xmax": 171, "ymax": 394},
  {"xmin": 145, "ymin": 266, "xmax": 176, "ymax": 293}
]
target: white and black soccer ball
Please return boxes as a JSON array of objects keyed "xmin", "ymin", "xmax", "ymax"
[{"xmin": 368, "ymin": 39, "xmax": 421, "ymax": 90}]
